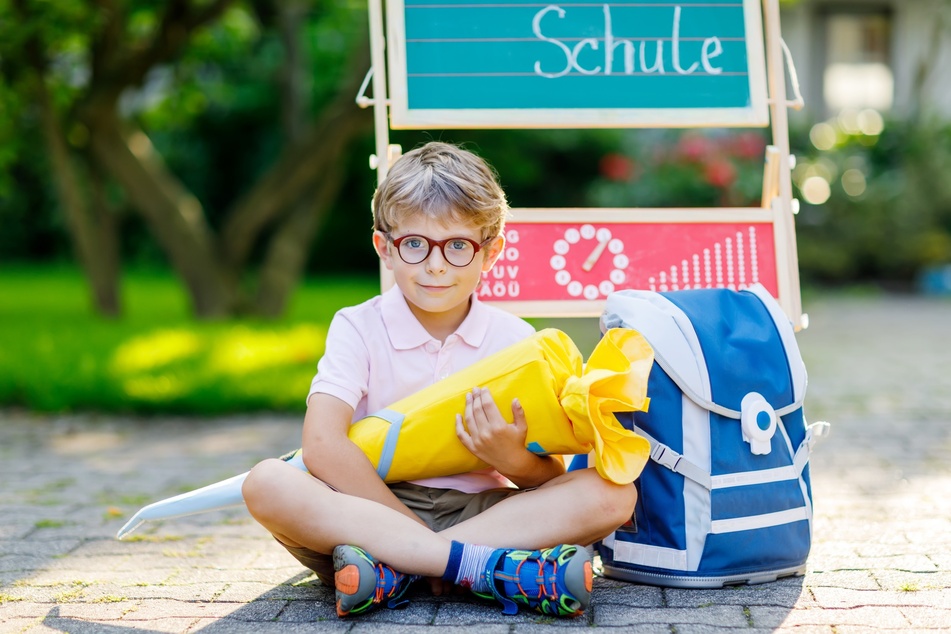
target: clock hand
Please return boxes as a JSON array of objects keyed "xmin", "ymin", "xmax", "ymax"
[{"xmin": 582, "ymin": 238, "xmax": 610, "ymax": 272}]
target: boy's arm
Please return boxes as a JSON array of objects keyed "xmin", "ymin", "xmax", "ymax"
[
  {"xmin": 455, "ymin": 387, "xmax": 565, "ymax": 489},
  {"xmin": 301, "ymin": 393, "xmax": 427, "ymax": 526}
]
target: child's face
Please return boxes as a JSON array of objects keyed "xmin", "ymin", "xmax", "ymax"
[{"xmin": 373, "ymin": 215, "xmax": 502, "ymax": 325}]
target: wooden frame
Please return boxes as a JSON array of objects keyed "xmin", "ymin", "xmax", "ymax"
[{"xmin": 385, "ymin": 0, "xmax": 770, "ymax": 129}]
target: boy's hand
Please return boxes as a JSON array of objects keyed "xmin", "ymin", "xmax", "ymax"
[{"xmin": 455, "ymin": 387, "xmax": 531, "ymax": 476}]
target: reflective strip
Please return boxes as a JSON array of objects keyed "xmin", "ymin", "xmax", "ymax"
[
  {"xmin": 682, "ymin": 396, "xmax": 712, "ymax": 571},
  {"xmin": 746, "ymin": 283, "xmax": 807, "ymax": 404},
  {"xmin": 711, "ymin": 465, "xmax": 799, "ymax": 489},
  {"xmin": 710, "ymin": 506, "xmax": 810, "ymax": 534},
  {"xmin": 612, "ymin": 541, "xmax": 689, "ymax": 571},
  {"xmin": 372, "ymin": 408, "xmax": 405, "ymax": 480}
]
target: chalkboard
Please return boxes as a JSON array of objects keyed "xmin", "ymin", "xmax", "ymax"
[
  {"xmin": 479, "ymin": 208, "xmax": 782, "ymax": 317},
  {"xmin": 386, "ymin": 0, "xmax": 769, "ymax": 128}
]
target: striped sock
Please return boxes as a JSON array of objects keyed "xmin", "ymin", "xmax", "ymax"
[{"xmin": 453, "ymin": 543, "xmax": 495, "ymax": 593}]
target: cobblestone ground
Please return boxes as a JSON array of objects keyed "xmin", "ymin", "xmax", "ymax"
[{"xmin": 1, "ymin": 293, "xmax": 949, "ymax": 633}]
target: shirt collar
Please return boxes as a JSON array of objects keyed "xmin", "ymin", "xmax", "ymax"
[{"xmin": 381, "ymin": 286, "xmax": 489, "ymax": 350}]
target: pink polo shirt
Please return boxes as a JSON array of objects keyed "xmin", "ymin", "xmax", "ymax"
[{"xmin": 309, "ymin": 286, "xmax": 536, "ymax": 493}]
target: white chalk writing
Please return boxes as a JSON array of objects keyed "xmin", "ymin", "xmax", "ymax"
[{"xmin": 533, "ymin": 4, "xmax": 724, "ymax": 78}]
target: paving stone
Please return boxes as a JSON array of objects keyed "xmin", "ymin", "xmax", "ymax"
[
  {"xmin": 750, "ymin": 605, "xmax": 912, "ymax": 629},
  {"xmin": 593, "ymin": 605, "xmax": 749, "ymax": 627},
  {"xmin": 1, "ymin": 294, "xmax": 950, "ymax": 633},
  {"xmin": 900, "ymin": 606, "xmax": 951, "ymax": 628},
  {"xmin": 805, "ymin": 569, "xmax": 880, "ymax": 590},
  {"xmin": 811, "ymin": 586, "xmax": 947, "ymax": 608},
  {"xmin": 664, "ymin": 581, "xmax": 814, "ymax": 608}
]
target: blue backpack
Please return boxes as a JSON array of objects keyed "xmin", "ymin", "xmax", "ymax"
[{"xmin": 596, "ymin": 284, "xmax": 828, "ymax": 588}]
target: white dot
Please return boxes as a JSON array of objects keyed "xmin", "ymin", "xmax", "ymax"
[
  {"xmin": 550, "ymin": 255, "xmax": 566, "ymax": 270},
  {"xmin": 580, "ymin": 224, "xmax": 596, "ymax": 240},
  {"xmin": 841, "ymin": 169, "xmax": 866, "ymax": 197},
  {"xmin": 583, "ymin": 284, "xmax": 599, "ymax": 300},
  {"xmin": 613, "ymin": 254, "xmax": 629, "ymax": 269},
  {"xmin": 596, "ymin": 227, "xmax": 612, "ymax": 242},
  {"xmin": 564, "ymin": 228, "xmax": 580, "ymax": 244},
  {"xmin": 555, "ymin": 270, "xmax": 571, "ymax": 285},
  {"xmin": 567, "ymin": 281, "xmax": 583, "ymax": 297},
  {"xmin": 801, "ymin": 176, "xmax": 831, "ymax": 205},
  {"xmin": 608, "ymin": 239, "xmax": 624, "ymax": 254},
  {"xmin": 599, "ymin": 281, "xmax": 615, "ymax": 295},
  {"xmin": 610, "ymin": 269, "xmax": 626, "ymax": 284},
  {"xmin": 553, "ymin": 239, "xmax": 570, "ymax": 255}
]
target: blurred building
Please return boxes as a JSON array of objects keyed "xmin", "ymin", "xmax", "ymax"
[{"xmin": 780, "ymin": 0, "xmax": 951, "ymax": 121}]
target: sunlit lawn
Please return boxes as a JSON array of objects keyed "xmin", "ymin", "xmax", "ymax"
[{"xmin": 0, "ymin": 265, "xmax": 379, "ymax": 414}]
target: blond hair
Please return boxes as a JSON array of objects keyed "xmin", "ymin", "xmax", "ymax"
[{"xmin": 372, "ymin": 142, "xmax": 509, "ymax": 239}]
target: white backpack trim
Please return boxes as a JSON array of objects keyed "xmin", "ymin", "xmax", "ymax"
[
  {"xmin": 612, "ymin": 541, "xmax": 689, "ymax": 572},
  {"xmin": 711, "ymin": 507, "xmax": 811, "ymax": 534}
]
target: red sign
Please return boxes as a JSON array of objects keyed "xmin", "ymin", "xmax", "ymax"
[{"xmin": 480, "ymin": 221, "xmax": 777, "ymax": 303}]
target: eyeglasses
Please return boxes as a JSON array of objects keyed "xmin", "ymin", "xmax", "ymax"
[{"xmin": 386, "ymin": 233, "xmax": 492, "ymax": 267}]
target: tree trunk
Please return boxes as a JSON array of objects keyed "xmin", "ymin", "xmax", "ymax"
[
  {"xmin": 251, "ymin": 0, "xmax": 359, "ymax": 317},
  {"xmin": 253, "ymin": 158, "xmax": 345, "ymax": 317},
  {"xmin": 250, "ymin": 94, "xmax": 371, "ymax": 315},
  {"xmin": 87, "ymin": 161, "xmax": 122, "ymax": 315},
  {"xmin": 34, "ymin": 70, "xmax": 122, "ymax": 317},
  {"xmin": 85, "ymin": 107, "xmax": 237, "ymax": 318},
  {"xmin": 219, "ymin": 40, "xmax": 371, "ymax": 271}
]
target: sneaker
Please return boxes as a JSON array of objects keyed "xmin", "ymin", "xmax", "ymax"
[
  {"xmin": 480, "ymin": 544, "xmax": 592, "ymax": 617},
  {"xmin": 332, "ymin": 545, "xmax": 416, "ymax": 617}
]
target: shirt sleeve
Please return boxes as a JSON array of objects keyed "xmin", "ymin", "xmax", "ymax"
[{"xmin": 307, "ymin": 312, "xmax": 370, "ymax": 411}]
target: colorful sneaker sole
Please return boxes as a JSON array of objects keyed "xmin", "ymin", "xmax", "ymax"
[{"xmin": 332, "ymin": 545, "xmax": 378, "ymax": 617}]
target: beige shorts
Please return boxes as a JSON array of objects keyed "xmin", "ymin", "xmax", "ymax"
[{"xmin": 280, "ymin": 481, "xmax": 525, "ymax": 586}]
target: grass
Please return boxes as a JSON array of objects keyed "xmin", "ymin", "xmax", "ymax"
[{"xmin": 0, "ymin": 264, "xmax": 379, "ymax": 415}]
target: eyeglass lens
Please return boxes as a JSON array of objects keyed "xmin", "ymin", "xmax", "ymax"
[{"xmin": 397, "ymin": 236, "xmax": 477, "ymax": 267}]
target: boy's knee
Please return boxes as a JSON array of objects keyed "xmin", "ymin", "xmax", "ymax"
[
  {"xmin": 242, "ymin": 458, "xmax": 287, "ymax": 514},
  {"xmin": 593, "ymin": 477, "xmax": 638, "ymax": 528}
]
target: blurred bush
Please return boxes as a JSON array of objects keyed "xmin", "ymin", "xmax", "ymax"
[
  {"xmin": 790, "ymin": 114, "xmax": 951, "ymax": 287},
  {"xmin": 587, "ymin": 129, "xmax": 768, "ymax": 208},
  {"xmin": 583, "ymin": 117, "xmax": 951, "ymax": 288},
  {"xmin": 3, "ymin": 95, "xmax": 950, "ymax": 288}
]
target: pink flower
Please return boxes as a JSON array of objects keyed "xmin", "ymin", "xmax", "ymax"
[
  {"xmin": 703, "ymin": 159, "xmax": 737, "ymax": 188},
  {"xmin": 676, "ymin": 133, "xmax": 714, "ymax": 163},
  {"xmin": 730, "ymin": 132, "xmax": 767, "ymax": 160},
  {"xmin": 599, "ymin": 153, "xmax": 637, "ymax": 181}
]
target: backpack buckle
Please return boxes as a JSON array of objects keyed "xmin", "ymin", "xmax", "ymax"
[{"xmin": 651, "ymin": 444, "xmax": 682, "ymax": 472}]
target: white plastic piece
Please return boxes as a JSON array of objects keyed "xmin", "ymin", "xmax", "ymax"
[{"xmin": 741, "ymin": 392, "xmax": 777, "ymax": 455}]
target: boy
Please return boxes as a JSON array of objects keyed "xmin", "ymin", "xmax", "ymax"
[{"xmin": 242, "ymin": 142, "xmax": 637, "ymax": 618}]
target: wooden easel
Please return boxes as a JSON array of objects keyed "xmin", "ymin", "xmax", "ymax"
[{"xmin": 357, "ymin": 0, "xmax": 807, "ymax": 329}]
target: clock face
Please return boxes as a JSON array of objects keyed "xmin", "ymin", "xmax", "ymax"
[{"xmin": 550, "ymin": 224, "xmax": 629, "ymax": 299}]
